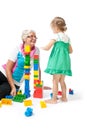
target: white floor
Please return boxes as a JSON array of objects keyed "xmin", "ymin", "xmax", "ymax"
[{"xmin": 0, "ymin": 88, "xmax": 86, "ymax": 130}]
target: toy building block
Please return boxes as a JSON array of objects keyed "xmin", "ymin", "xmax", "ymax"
[
  {"xmin": 24, "ymin": 100, "xmax": 32, "ymax": 106},
  {"xmin": 24, "ymin": 45, "xmax": 31, "ymax": 98},
  {"xmin": 24, "ymin": 45, "xmax": 30, "ymax": 55},
  {"xmin": 69, "ymin": 88, "xmax": 74, "ymax": 95},
  {"xmin": 5, "ymin": 95, "xmax": 13, "ymax": 99},
  {"xmin": 17, "ymin": 90, "xmax": 22, "ymax": 95},
  {"xmin": 1, "ymin": 98, "xmax": 12, "ymax": 105},
  {"xmin": 58, "ymin": 91, "xmax": 62, "ymax": 96},
  {"xmin": 24, "ymin": 107, "xmax": 33, "ymax": 117},
  {"xmin": 40, "ymin": 101, "xmax": 47, "ymax": 108},
  {"xmin": 50, "ymin": 93, "xmax": 53, "ymax": 98},
  {"xmin": 0, "ymin": 102, "xmax": 2, "ymax": 107},
  {"xmin": 33, "ymin": 88, "xmax": 43, "ymax": 98},
  {"xmin": 13, "ymin": 94, "xmax": 26, "ymax": 103}
]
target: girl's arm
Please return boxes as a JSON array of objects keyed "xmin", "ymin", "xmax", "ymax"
[
  {"xmin": 69, "ymin": 44, "xmax": 73, "ymax": 53},
  {"xmin": 41, "ymin": 39, "xmax": 56, "ymax": 51},
  {"xmin": 5, "ymin": 60, "xmax": 17, "ymax": 96}
]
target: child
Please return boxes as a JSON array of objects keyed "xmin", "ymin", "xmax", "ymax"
[{"xmin": 41, "ymin": 17, "xmax": 73, "ymax": 104}]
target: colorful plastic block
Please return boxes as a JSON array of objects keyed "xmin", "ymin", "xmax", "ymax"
[
  {"xmin": 40, "ymin": 101, "xmax": 47, "ymax": 108},
  {"xmin": 13, "ymin": 94, "xmax": 26, "ymax": 102},
  {"xmin": 5, "ymin": 95, "xmax": 13, "ymax": 99},
  {"xmin": 0, "ymin": 102, "xmax": 2, "ymax": 107},
  {"xmin": 33, "ymin": 88, "xmax": 43, "ymax": 98},
  {"xmin": 58, "ymin": 91, "xmax": 62, "ymax": 96},
  {"xmin": 24, "ymin": 100, "xmax": 32, "ymax": 106},
  {"xmin": 1, "ymin": 98, "xmax": 12, "ymax": 105},
  {"xmin": 25, "ymin": 107, "xmax": 33, "ymax": 117},
  {"xmin": 69, "ymin": 88, "xmax": 74, "ymax": 95}
]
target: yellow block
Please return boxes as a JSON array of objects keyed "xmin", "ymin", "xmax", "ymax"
[
  {"xmin": 0, "ymin": 102, "xmax": 2, "ymax": 107},
  {"xmin": 40, "ymin": 81, "xmax": 43, "ymax": 85},
  {"xmin": 24, "ymin": 45, "xmax": 30, "ymax": 52},
  {"xmin": 40, "ymin": 101, "xmax": 47, "ymax": 108},
  {"xmin": 34, "ymin": 71, "xmax": 39, "ymax": 75},
  {"xmin": 24, "ymin": 100, "xmax": 32, "ymax": 106},
  {"xmin": 24, "ymin": 75, "xmax": 30, "ymax": 79},
  {"xmin": 34, "ymin": 77, "xmax": 38, "ymax": 80},
  {"xmin": 24, "ymin": 66, "xmax": 30, "ymax": 69}
]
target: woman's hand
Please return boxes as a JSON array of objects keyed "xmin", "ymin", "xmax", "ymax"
[{"xmin": 10, "ymin": 87, "xmax": 16, "ymax": 96}]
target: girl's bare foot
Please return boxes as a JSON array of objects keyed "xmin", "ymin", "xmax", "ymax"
[
  {"xmin": 45, "ymin": 99, "xmax": 57, "ymax": 104},
  {"xmin": 60, "ymin": 97, "xmax": 67, "ymax": 102}
]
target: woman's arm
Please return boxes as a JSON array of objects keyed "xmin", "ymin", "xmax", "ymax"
[
  {"xmin": 5, "ymin": 60, "xmax": 17, "ymax": 96},
  {"xmin": 41, "ymin": 39, "xmax": 56, "ymax": 51}
]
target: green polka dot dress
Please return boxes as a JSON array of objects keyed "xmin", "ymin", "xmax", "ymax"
[{"xmin": 44, "ymin": 41, "xmax": 72, "ymax": 76}]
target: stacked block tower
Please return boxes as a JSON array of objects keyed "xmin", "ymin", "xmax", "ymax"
[
  {"xmin": 24, "ymin": 45, "xmax": 31, "ymax": 98},
  {"xmin": 33, "ymin": 55, "xmax": 43, "ymax": 98}
]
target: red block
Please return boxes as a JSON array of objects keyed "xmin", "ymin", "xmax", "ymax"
[
  {"xmin": 33, "ymin": 88, "xmax": 43, "ymax": 98},
  {"xmin": 58, "ymin": 91, "xmax": 62, "ymax": 95},
  {"xmin": 34, "ymin": 55, "xmax": 39, "ymax": 59}
]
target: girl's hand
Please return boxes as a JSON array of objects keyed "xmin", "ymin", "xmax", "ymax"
[{"xmin": 10, "ymin": 87, "xmax": 16, "ymax": 96}]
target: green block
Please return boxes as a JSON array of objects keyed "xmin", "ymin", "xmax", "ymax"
[{"xmin": 13, "ymin": 94, "xmax": 26, "ymax": 103}]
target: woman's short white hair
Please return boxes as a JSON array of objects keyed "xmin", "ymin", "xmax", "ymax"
[{"xmin": 21, "ymin": 29, "xmax": 36, "ymax": 41}]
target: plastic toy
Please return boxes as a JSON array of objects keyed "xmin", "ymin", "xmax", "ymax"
[
  {"xmin": 24, "ymin": 99, "xmax": 32, "ymax": 106},
  {"xmin": 1, "ymin": 98, "xmax": 12, "ymax": 105},
  {"xmin": 24, "ymin": 45, "xmax": 31, "ymax": 98},
  {"xmin": 69, "ymin": 88, "xmax": 74, "ymax": 95},
  {"xmin": 33, "ymin": 55, "xmax": 43, "ymax": 98},
  {"xmin": 24, "ymin": 107, "xmax": 33, "ymax": 117},
  {"xmin": 13, "ymin": 94, "xmax": 26, "ymax": 103},
  {"xmin": 40, "ymin": 101, "xmax": 47, "ymax": 108}
]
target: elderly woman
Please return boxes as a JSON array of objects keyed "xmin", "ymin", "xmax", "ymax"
[{"xmin": 0, "ymin": 30, "xmax": 41, "ymax": 99}]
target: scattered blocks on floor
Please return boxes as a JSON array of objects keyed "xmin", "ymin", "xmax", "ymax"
[
  {"xmin": 24, "ymin": 99, "xmax": 32, "ymax": 106},
  {"xmin": 25, "ymin": 107, "xmax": 33, "ymax": 117},
  {"xmin": 5, "ymin": 95, "xmax": 13, "ymax": 99},
  {"xmin": 58, "ymin": 91, "xmax": 62, "ymax": 96},
  {"xmin": 1, "ymin": 98, "xmax": 12, "ymax": 105},
  {"xmin": 69, "ymin": 88, "xmax": 74, "ymax": 95},
  {"xmin": 40, "ymin": 101, "xmax": 47, "ymax": 108},
  {"xmin": 0, "ymin": 102, "xmax": 2, "ymax": 107},
  {"xmin": 13, "ymin": 94, "xmax": 26, "ymax": 103}
]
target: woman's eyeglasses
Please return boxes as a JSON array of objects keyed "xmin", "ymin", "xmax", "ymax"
[{"xmin": 27, "ymin": 35, "xmax": 37, "ymax": 39}]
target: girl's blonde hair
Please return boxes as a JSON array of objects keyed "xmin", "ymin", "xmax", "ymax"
[
  {"xmin": 51, "ymin": 17, "xmax": 67, "ymax": 31},
  {"xmin": 21, "ymin": 29, "xmax": 36, "ymax": 41}
]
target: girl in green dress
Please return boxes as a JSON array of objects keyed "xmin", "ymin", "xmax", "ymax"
[{"xmin": 41, "ymin": 17, "xmax": 73, "ymax": 104}]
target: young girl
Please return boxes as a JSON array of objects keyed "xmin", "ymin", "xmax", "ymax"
[{"xmin": 41, "ymin": 17, "xmax": 73, "ymax": 104}]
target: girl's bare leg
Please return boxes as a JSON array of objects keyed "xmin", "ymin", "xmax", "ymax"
[
  {"xmin": 45, "ymin": 75, "xmax": 61, "ymax": 104},
  {"xmin": 60, "ymin": 75, "xmax": 67, "ymax": 102}
]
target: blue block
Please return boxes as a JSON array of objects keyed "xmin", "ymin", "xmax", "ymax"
[
  {"xmin": 24, "ymin": 68, "xmax": 30, "ymax": 74},
  {"xmin": 24, "ymin": 80, "xmax": 31, "ymax": 98},
  {"xmin": 34, "ymin": 64, "xmax": 39, "ymax": 70},
  {"xmin": 69, "ymin": 90, "xmax": 74, "ymax": 95},
  {"xmin": 5, "ymin": 95, "xmax": 13, "ymax": 99},
  {"xmin": 25, "ymin": 107, "xmax": 33, "ymax": 117},
  {"xmin": 50, "ymin": 93, "xmax": 53, "ymax": 98}
]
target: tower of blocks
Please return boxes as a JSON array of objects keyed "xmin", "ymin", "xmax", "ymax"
[
  {"xmin": 24, "ymin": 45, "xmax": 31, "ymax": 98},
  {"xmin": 24, "ymin": 45, "xmax": 43, "ymax": 98},
  {"xmin": 33, "ymin": 55, "xmax": 43, "ymax": 98}
]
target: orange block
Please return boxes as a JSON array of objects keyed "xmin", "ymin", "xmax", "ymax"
[{"xmin": 1, "ymin": 98, "xmax": 12, "ymax": 105}]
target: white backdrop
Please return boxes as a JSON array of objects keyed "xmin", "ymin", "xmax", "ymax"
[{"xmin": 0, "ymin": 0, "xmax": 87, "ymax": 130}]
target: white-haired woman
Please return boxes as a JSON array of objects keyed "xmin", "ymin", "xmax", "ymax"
[{"xmin": 0, "ymin": 30, "xmax": 41, "ymax": 99}]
